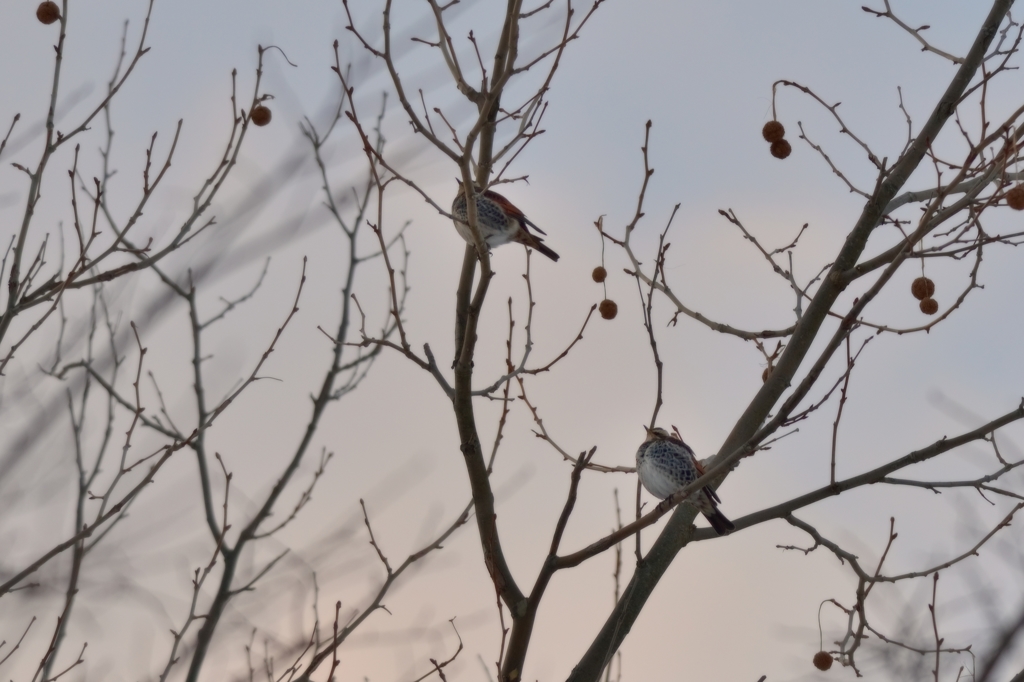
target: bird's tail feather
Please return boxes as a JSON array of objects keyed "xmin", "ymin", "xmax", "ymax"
[
  {"xmin": 514, "ymin": 230, "xmax": 560, "ymax": 262},
  {"xmin": 701, "ymin": 488, "xmax": 735, "ymax": 536},
  {"xmin": 703, "ymin": 507, "xmax": 735, "ymax": 536},
  {"xmin": 532, "ymin": 240, "xmax": 560, "ymax": 262}
]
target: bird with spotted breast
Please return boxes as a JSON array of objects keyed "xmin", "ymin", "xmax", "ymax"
[
  {"xmin": 451, "ymin": 183, "xmax": 559, "ymax": 262},
  {"xmin": 636, "ymin": 426, "xmax": 735, "ymax": 535}
]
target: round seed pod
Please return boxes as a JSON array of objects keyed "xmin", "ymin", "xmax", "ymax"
[
  {"xmin": 250, "ymin": 105, "xmax": 272, "ymax": 127},
  {"xmin": 36, "ymin": 1, "xmax": 60, "ymax": 24},
  {"xmin": 1007, "ymin": 184, "xmax": 1024, "ymax": 211},
  {"xmin": 762, "ymin": 120, "xmax": 785, "ymax": 143},
  {"xmin": 919, "ymin": 298, "xmax": 939, "ymax": 315},
  {"xmin": 599, "ymin": 299, "xmax": 618, "ymax": 320},
  {"xmin": 812, "ymin": 651, "xmax": 833, "ymax": 671},
  {"xmin": 770, "ymin": 139, "xmax": 792, "ymax": 159},
  {"xmin": 911, "ymin": 276, "xmax": 935, "ymax": 301},
  {"xmin": 592, "ymin": 266, "xmax": 607, "ymax": 283}
]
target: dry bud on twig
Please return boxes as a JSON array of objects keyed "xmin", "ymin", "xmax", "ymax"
[
  {"xmin": 1007, "ymin": 184, "xmax": 1024, "ymax": 210},
  {"xmin": 762, "ymin": 120, "xmax": 785, "ymax": 142},
  {"xmin": 770, "ymin": 138, "xmax": 792, "ymax": 159},
  {"xmin": 36, "ymin": 1, "xmax": 60, "ymax": 24},
  {"xmin": 911, "ymin": 276, "xmax": 935, "ymax": 300},
  {"xmin": 250, "ymin": 105, "xmax": 272, "ymax": 126},
  {"xmin": 599, "ymin": 299, "xmax": 618, "ymax": 320}
]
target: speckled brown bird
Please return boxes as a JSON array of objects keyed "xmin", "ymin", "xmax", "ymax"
[
  {"xmin": 636, "ymin": 427, "xmax": 734, "ymax": 535},
  {"xmin": 451, "ymin": 184, "xmax": 559, "ymax": 261}
]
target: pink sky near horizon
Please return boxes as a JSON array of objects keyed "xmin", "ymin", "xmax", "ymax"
[{"xmin": 1, "ymin": 1, "xmax": 1023, "ymax": 681}]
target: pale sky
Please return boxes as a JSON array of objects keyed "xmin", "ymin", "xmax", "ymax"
[{"xmin": 1, "ymin": 1, "xmax": 1023, "ymax": 681}]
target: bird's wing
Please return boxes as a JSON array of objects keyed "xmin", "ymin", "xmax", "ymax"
[
  {"xmin": 692, "ymin": 456, "xmax": 723, "ymax": 503},
  {"xmin": 666, "ymin": 434, "xmax": 693, "ymax": 452},
  {"xmin": 484, "ymin": 189, "xmax": 548, "ymax": 235},
  {"xmin": 519, "ymin": 215, "xmax": 548, "ymax": 236},
  {"xmin": 701, "ymin": 486, "xmax": 722, "ymax": 506}
]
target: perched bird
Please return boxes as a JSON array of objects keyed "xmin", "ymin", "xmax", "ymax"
[
  {"xmin": 451, "ymin": 184, "xmax": 559, "ymax": 261},
  {"xmin": 636, "ymin": 426, "xmax": 735, "ymax": 536}
]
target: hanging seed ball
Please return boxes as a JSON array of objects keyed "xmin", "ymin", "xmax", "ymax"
[
  {"xmin": 911, "ymin": 276, "xmax": 935, "ymax": 301},
  {"xmin": 36, "ymin": 1, "xmax": 60, "ymax": 24},
  {"xmin": 762, "ymin": 120, "xmax": 785, "ymax": 143},
  {"xmin": 250, "ymin": 105, "xmax": 272, "ymax": 127},
  {"xmin": 919, "ymin": 298, "xmax": 939, "ymax": 315},
  {"xmin": 599, "ymin": 299, "xmax": 618, "ymax": 320},
  {"xmin": 770, "ymin": 139, "xmax": 792, "ymax": 159},
  {"xmin": 592, "ymin": 266, "xmax": 607, "ymax": 283},
  {"xmin": 1007, "ymin": 184, "xmax": 1024, "ymax": 211},
  {"xmin": 812, "ymin": 651, "xmax": 833, "ymax": 671},
  {"xmin": 762, "ymin": 366, "xmax": 773, "ymax": 383}
]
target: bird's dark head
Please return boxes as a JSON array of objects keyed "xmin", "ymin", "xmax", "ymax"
[
  {"xmin": 644, "ymin": 426, "xmax": 672, "ymax": 442},
  {"xmin": 454, "ymin": 178, "xmax": 482, "ymax": 191}
]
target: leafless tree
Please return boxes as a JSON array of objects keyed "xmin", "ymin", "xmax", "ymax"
[
  {"xmin": 1, "ymin": 2, "xmax": 458, "ymax": 681},
  {"xmin": 338, "ymin": 1, "xmax": 1024, "ymax": 680},
  {"xmin": 4, "ymin": 1, "xmax": 1024, "ymax": 682}
]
